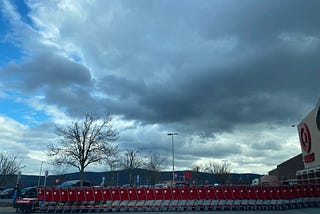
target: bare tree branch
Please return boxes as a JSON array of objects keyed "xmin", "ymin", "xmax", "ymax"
[
  {"xmin": 47, "ymin": 113, "xmax": 119, "ymax": 187},
  {"xmin": 120, "ymin": 149, "xmax": 145, "ymax": 185},
  {"xmin": 203, "ymin": 160, "xmax": 231, "ymax": 184},
  {"xmin": 144, "ymin": 151, "xmax": 167, "ymax": 172},
  {"xmin": 0, "ymin": 152, "xmax": 24, "ymax": 175},
  {"xmin": 144, "ymin": 151, "xmax": 167, "ymax": 185}
]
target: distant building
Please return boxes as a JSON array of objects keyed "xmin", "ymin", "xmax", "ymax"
[{"xmin": 268, "ymin": 153, "xmax": 304, "ymax": 181}]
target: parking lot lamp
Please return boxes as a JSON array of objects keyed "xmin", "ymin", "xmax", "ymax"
[{"xmin": 167, "ymin": 132, "xmax": 178, "ymax": 186}]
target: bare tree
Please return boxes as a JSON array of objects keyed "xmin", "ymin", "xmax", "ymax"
[
  {"xmin": 0, "ymin": 152, "xmax": 23, "ymax": 175},
  {"xmin": 144, "ymin": 151, "xmax": 167, "ymax": 185},
  {"xmin": 50, "ymin": 164, "xmax": 70, "ymax": 176},
  {"xmin": 204, "ymin": 160, "xmax": 231, "ymax": 184},
  {"xmin": 47, "ymin": 113, "xmax": 119, "ymax": 187},
  {"xmin": 144, "ymin": 151, "xmax": 167, "ymax": 171},
  {"xmin": 120, "ymin": 149, "xmax": 145, "ymax": 185},
  {"xmin": 105, "ymin": 156, "xmax": 121, "ymax": 186},
  {"xmin": 106, "ymin": 156, "xmax": 121, "ymax": 171}
]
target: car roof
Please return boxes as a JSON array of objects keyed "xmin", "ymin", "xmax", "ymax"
[
  {"xmin": 21, "ymin": 186, "xmax": 37, "ymax": 191},
  {"xmin": 4, "ymin": 188, "xmax": 14, "ymax": 191}
]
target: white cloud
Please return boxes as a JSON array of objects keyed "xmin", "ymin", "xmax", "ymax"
[
  {"xmin": 279, "ymin": 32, "xmax": 320, "ymax": 52},
  {"xmin": 0, "ymin": 115, "xmax": 29, "ymax": 154},
  {"xmin": 0, "ymin": 115, "xmax": 57, "ymax": 174}
]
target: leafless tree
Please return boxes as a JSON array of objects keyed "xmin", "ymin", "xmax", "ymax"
[
  {"xmin": 144, "ymin": 151, "xmax": 167, "ymax": 185},
  {"xmin": 144, "ymin": 151, "xmax": 167, "ymax": 171},
  {"xmin": 47, "ymin": 113, "xmax": 119, "ymax": 187},
  {"xmin": 204, "ymin": 160, "xmax": 231, "ymax": 184},
  {"xmin": 50, "ymin": 164, "xmax": 70, "ymax": 176},
  {"xmin": 120, "ymin": 149, "xmax": 145, "ymax": 185},
  {"xmin": 0, "ymin": 152, "xmax": 23, "ymax": 175},
  {"xmin": 191, "ymin": 164, "xmax": 202, "ymax": 171},
  {"xmin": 106, "ymin": 156, "xmax": 121, "ymax": 171}
]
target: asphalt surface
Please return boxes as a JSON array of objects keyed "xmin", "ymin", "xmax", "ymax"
[
  {"xmin": 1, "ymin": 199, "xmax": 319, "ymax": 213},
  {"xmin": 0, "ymin": 206, "xmax": 15, "ymax": 213},
  {"xmin": 0, "ymin": 199, "xmax": 12, "ymax": 206},
  {"xmin": 0, "ymin": 207, "xmax": 320, "ymax": 214}
]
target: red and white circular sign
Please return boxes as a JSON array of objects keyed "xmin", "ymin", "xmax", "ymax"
[{"xmin": 298, "ymin": 123, "xmax": 311, "ymax": 153}]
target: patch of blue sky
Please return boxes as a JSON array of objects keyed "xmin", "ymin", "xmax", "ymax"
[
  {"xmin": 0, "ymin": 42, "xmax": 24, "ymax": 67},
  {"xmin": 11, "ymin": 0, "xmax": 33, "ymax": 26},
  {"xmin": 69, "ymin": 53, "xmax": 82, "ymax": 63},
  {"xmin": 0, "ymin": 93, "xmax": 50, "ymax": 127},
  {"xmin": 0, "ymin": 2, "xmax": 10, "ymax": 32},
  {"xmin": 0, "ymin": 0, "xmax": 33, "ymax": 67}
]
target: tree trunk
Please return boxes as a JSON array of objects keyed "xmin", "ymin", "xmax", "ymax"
[
  {"xmin": 129, "ymin": 169, "xmax": 133, "ymax": 185},
  {"xmin": 80, "ymin": 167, "xmax": 84, "ymax": 188}
]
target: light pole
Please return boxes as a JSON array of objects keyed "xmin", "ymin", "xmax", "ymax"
[
  {"xmin": 167, "ymin": 132, "xmax": 178, "ymax": 186},
  {"xmin": 37, "ymin": 161, "xmax": 44, "ymax": 187}
]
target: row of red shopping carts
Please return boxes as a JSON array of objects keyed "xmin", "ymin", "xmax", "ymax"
[{"xmin": 28, "ymin": 184, "xmax": 320, "ymax": 212}]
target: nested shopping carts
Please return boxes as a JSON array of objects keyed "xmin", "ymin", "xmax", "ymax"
[{"xmin": 17, "ymin": 184, "xmax": 320, "ymax": 212}]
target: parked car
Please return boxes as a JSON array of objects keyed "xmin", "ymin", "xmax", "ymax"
[
  {"xmin": 57, "ymin": 180, "xmax": 92, "ymax": 189},
  {"xmin": 0, "ymin": 188, "xmax": 14, "ymax": 199},
  {"xmin": 154, "ymin": 183, "xmax": 168, "ymax": 188},
  {"xmin": 121, "ymin": 184, "xmax": 134, "ymax": 188},
  {"xmin": 20, "ymin": 186, "xmax": 37, "ymax": 198},
  {"xmin": 175, "ymin": 182, "xmax": 187, "ymax": 187},
  {"xmin": 0, "ymin": 187, "xmax": 6, "ymax": 195}
]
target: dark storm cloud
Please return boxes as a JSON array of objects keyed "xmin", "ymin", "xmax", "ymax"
[
  {"xmin": 99, "ymin": 46, "xmax": 320, "ymax": 134},
  {"xmin": 78, "ymin": 0, "xmax": 319, "ymax": 136},
  {"xmin": 2, "ymin": 52, "xmax": 101, "ymax": 116},
  {"xmin": 3, "ymin": 52, "xmax": 92, "ymax": 91},
  {"xmin": 189, "ymin": 0, "xmax": 320, "ymax": 49},
  {"xmin": 98, "ymin": 75, "xmax": 146, "ymax": 99},
  {"xmin": 44, "ymin": 86, "xmax": 100, "ymax": 117}
]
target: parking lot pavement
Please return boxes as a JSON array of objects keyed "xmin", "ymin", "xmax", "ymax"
[
  {"xmin": 0, "ymin": 208, "xmax": 319, "ymax": 213},
  {"xmin": 0, "ymin": 198, "xmax": 319, "ymax": 214},
  {"xmin": 151, "ymin": 209, "xmax": 317, "ymax": 214},
  {"xmin": 0, "ymin": 207, "xmax": 319, "ymax": 214},
  {"xmin": 0, "ymin": 206, "xmax": 15, "ymax": 213}
]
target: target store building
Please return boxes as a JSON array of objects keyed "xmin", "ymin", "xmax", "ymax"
[{"xmin": 295, "ymin": 100, "xmax": 320, "ymax": 183}]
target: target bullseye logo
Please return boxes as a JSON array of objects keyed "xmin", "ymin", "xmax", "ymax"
[{"xmin": 299, "ymin": 123, "xmax": 311, "ymax": 153}]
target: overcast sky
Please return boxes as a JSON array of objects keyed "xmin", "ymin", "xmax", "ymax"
[{"xmin": 1, "ymin": 0, "xmax": 319, "ymax": 176}]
